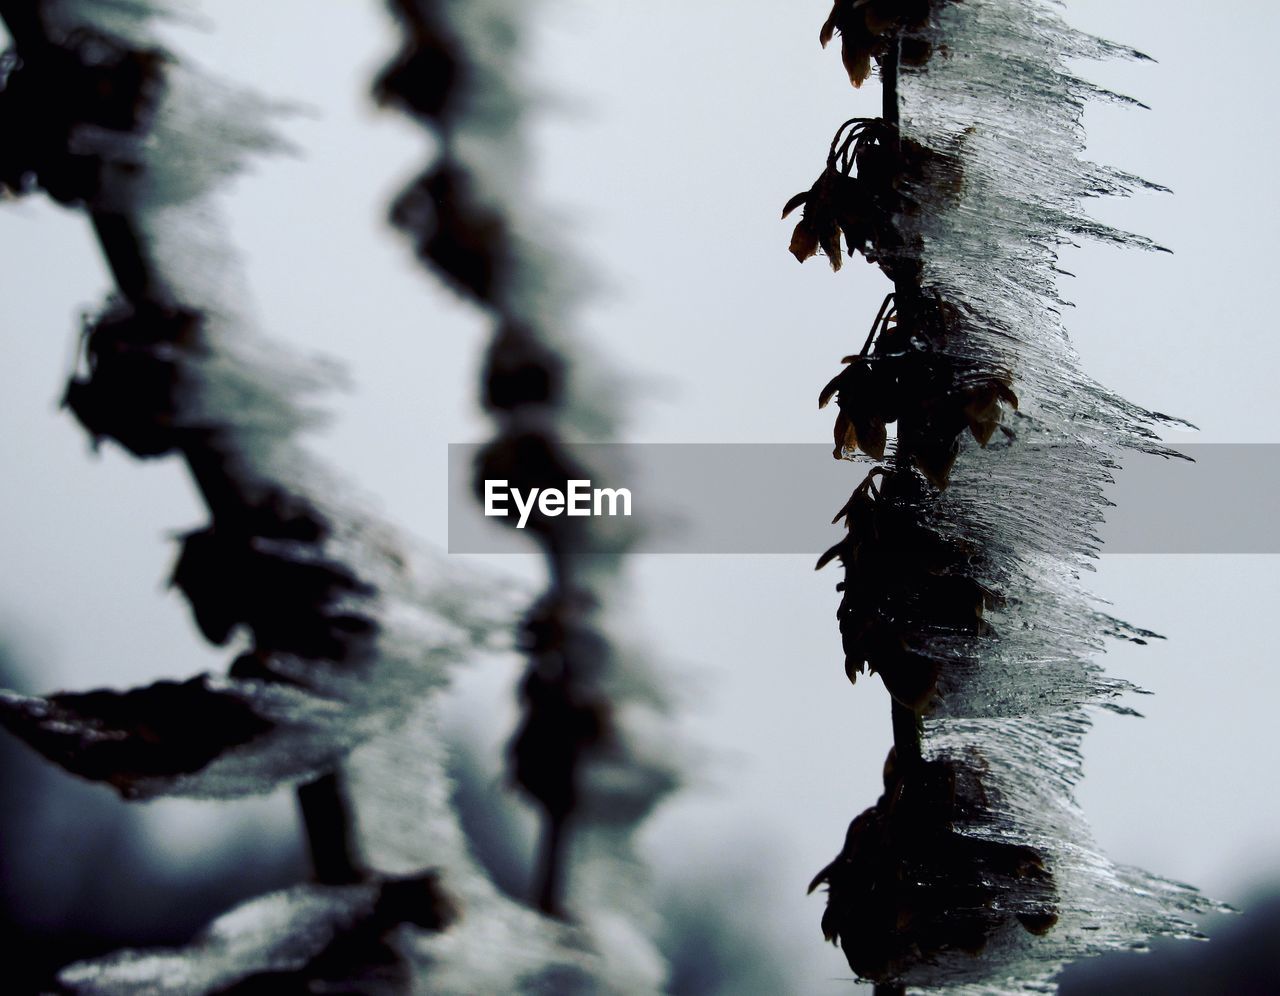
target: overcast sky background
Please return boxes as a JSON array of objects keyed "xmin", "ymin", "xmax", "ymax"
[{"xmin": 0, "ymin": 0, "xmax": 1277, "ymax": 990}]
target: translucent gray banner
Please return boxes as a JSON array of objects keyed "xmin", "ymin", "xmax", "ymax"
[{"xmin": 447, "ymin": 443, "xmax": 1280, "ymax": 554}]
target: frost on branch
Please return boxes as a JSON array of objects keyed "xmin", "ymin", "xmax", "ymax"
[
  {"xmin": 57, "ymin": 873, "xmax": 456, "ymax": 995},
  {"xmin": 379, "ymin": 0, "xmax": 683, "ymax": 967},
  {"xmin": 0, "ymin": 0, "xmax": 510, "ymax": 801},
  {"xmin": 5, "ymin": 0, "xmax": 687, "ymax": 991},
  {"xmin": 59, "ymin": 698, "xmax": 674, "ymax": 994}
]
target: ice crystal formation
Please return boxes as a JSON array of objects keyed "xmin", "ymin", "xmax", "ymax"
[{"xmin": 799, "ymin": 0, "xmax": 1218, "ymax": 990}]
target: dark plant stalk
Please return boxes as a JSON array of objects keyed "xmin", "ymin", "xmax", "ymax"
[
  {"xmin": 375, "ymin": 1, "xmax": 676, "ymax": 923},
  {"xmin": 796, "ymin": 1, "xmax": 1222, "ymax": 986},
  {"xmin": 533, "ymin": 812, "xmax": 567, "ymax": 918},
  {"xmin": 89, "ymin": 213, "xmax": 161, "ymax": 303},
  {"xmin": 297, "ymin": 772, "xmax": 363, "ymax": 885},
  {"xmin": 889, "ymin": 699, "xmax": 921, "ymax": 768},
  {"xmin": 879, "ymin": 38, "xmax": 924, "ymax": 774},
  {"xmin": 881, "ymin": 36, "xmax": 899, "ymax": 131}
]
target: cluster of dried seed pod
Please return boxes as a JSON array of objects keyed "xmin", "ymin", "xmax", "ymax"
[
  {"xmin": 783, "ymin": 117, "xmax": 961, "ymax": 282},
  {"xmin": 784, "ymin": 111, "xmax": 1013, "ymax": 491},
  {"xmin": 817, "ymin": 293, "xmax": 1017, "ymax": 486},
  {"xmin": 64, "ymin": 302, "xmax": 200, "ymax": 457}
]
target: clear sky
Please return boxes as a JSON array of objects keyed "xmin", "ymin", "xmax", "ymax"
[{"xmin": 0, "ymin": 1, "xmax": 1276, "ymax": 991}]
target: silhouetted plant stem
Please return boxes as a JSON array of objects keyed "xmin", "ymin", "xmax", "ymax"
[
  {"xmin": 881, "ymin": 37, "xmax": 924, "ymax": 773},
  {"xmin": 881, "ymin": 36, "xmax": 900, "ymax": 132},
  {"xmin": 89, "ymin": 212, "xmax": 162, "ymax": 304},
  {"xmin": 890, "ymin": 699, "xmax": 921, "ymax": 768},
  {"xmin": 533, "ymin": 813, "xmax": 568, "ymax": 919},
  {"xmin": 298, "ymin": 771, "xmax": 364, "ymax": 885},
  {"xmin": 375, "ymin": 3, "xmax": 675, "ymax": 925}
]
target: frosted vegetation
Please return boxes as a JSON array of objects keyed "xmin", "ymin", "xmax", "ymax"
[
  {"xmin": 805, "ymin": 0, "xmax": 1219, "ymax": 990},
  {"xmin": 0, "ymin": 0, "xmax": 1219, "ymax": 992}
]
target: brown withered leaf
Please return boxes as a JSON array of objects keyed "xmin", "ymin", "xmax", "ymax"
[
  {"xmin": 783, "ymin": 168, "xmax": 871, "ymax": 271},
  {"xmin": 831, "ymin": 410, "xmax": 859, "ymax": 459},
  {"xmin": 819, "ymin": 0, "xmax": 951, "ymax": 88},
  {"xmin": 820, "ymin": 356, "xmax": 897, "ymax": 460},
  {"xmin": 964, "ymin": 376, "xmax": 1019, "ymax": 445},
  {"xmin": 819, "ymin": 1, "xmax": 876, "ymax": 87}
]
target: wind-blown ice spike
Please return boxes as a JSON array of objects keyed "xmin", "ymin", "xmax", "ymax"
[{"xmin": 796, "ymin": 0, "xmax": 1220, "ymax": 988}]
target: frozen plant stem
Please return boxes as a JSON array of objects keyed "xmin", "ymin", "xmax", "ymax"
[
  {"xmin": 0, "ymin": 1, "xmax": 361, "ymax": 889},
  {"xmin": 534, "ymin": 810, "xmax": 567, "ymax": 918},
  {"xmin": 297, "ymin": 771, "xmax": 363, "ymax": 885},
  {"xmin": 797, "ymin": 1, "xmax": 1224, "ymax": 987},
  {"xmin": 376, "ymin": 2, "xmax": 678, "ymax": 934},
  {"xmin": 880, "ymin": 38, "xmax": 922, "ymax": 772}
]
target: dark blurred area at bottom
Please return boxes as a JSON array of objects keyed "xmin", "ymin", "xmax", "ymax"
[{"xmin": 0, "ymin": 649, "xmax": 309, "ymax": 994}]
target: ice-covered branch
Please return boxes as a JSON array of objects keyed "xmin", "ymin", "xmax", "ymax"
[
  {"xmin": 0, "ymin": 0, "xmax": 504, "ymax": 806},
  {"xmin": 793, "ymin": 0, "xmax": 1219, "ymax": 988},
  {"xmin": 373, "ymin": 0, "xmax": 681, "ymax": 984}
]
